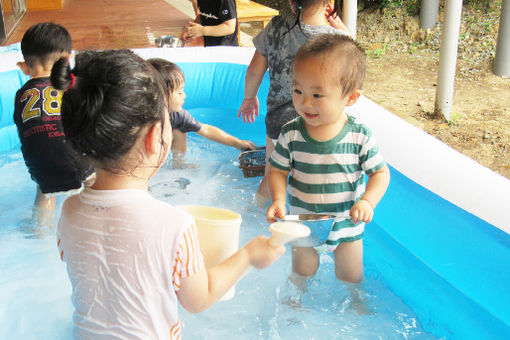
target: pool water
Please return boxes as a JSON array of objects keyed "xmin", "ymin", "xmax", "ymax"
[{"xmin": 0, "ymin": 135, "xmax": 440, "ymax": 339}]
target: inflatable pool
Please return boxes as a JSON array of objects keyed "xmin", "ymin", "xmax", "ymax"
[{"xmin": 1, "ymin": 46, "xmax": 509, "ymax": 339}]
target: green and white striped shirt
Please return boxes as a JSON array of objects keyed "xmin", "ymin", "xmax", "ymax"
[{"xmin": 269, "ymin": 116, "xmax": 386, "ymax": 245}]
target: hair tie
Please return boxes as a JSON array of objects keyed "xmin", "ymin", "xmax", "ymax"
[
  {"xmin": 297, "ymin": 5, "xmax": 302, "ymax": 10},
  {"xmin": 66, "ymin": 73, "xmax": 75, "ymax": 92}
]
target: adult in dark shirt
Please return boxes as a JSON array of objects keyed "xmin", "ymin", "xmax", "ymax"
[{"xmin": 182, "ymin": 0, "xmax": 239, "ymax": 46}]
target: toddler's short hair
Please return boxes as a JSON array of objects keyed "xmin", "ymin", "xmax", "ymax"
[
  {"xmin": 21, "ymin": 22, "xmax": 72, "ymax": 67},
  {"xmin": 294, "ymin": 34, "xmax": 366, "ymax": 96},
  {"xmin": 147, "ymin": 58, "xmax": 185, "ymax": 93}
]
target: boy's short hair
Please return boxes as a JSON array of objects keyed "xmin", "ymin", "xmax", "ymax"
[
  {"xmin": 294, "ymin": 34, "xmax": 366, "ymax": 96},
  {"xmin": 21, "ymin": 22, "xmax": 72, "ymax": 67},
  {"xmin": 147, "ymin": 58, "xmax": 185, "ymax": 93}
]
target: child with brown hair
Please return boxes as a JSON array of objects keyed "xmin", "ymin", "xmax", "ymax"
[
  {"xmin": 237, "ymin": 0, "xmax": 350, "ymax": 206},
  {"xmin": 267, "ymin": 33, "xmax": 390, "ymax": 287},
  {"xmin": 148, "ymin": 57, "xmax": 255, "ymax": 168}
]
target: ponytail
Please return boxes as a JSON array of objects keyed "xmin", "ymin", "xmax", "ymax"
[
  {"xmin": 50, "ymin": 57, "xmax": 73, "ymax": 91},
  {"xmin": 50, "ymin": 49, "xmax": 167, "ymax": 170}
]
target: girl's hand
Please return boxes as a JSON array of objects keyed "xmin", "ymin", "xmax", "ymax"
[
  {"xmin": 238, "ymin": 97, "xmax": 259, "ymax": 123},
  {"xmin": 349, "ymin": 199, "xmax": 373, "ymax": 224},
  {"xmin": 236, "ymin": 140, "xmax": 256, "ymax": 151},
  {"xmin": 266, "ymin": 200, "xmax": 286, "ymax": 223},
  {"xmin": 325, "ymin": 2, "xmax": 334, "ymax": 18},
  {"xmin": 325, "ymin": 3, "xmax": 349, "ymax": 32},
  {"xmin": 244, "ymin": 235, "xmax": 286, "ymax": 269}
]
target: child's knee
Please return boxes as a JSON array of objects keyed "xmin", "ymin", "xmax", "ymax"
[
  {"xmin": 335, "ymin": 267, "xmax": 363, "ymax": 284},
  {"xmin": 293, "ymin": 262, "xmax": 318, "ymax": 277},
  {"xmin": 292, "ymin": 247, "xmax": 319, "ymax": 277},
  {"xmin": 333, "ymin": 240, "xmax": 364, "ymax": 283}
]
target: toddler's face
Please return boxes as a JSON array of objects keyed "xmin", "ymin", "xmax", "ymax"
[
  {"xmin": 169, "ymin": 82, "xmax": 186, "ymax": 112},
  {"xmin": 292, "ymin": 56, "xmax": 349, "ymax": 129}
]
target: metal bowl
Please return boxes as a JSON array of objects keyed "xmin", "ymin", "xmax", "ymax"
[
  {"xmin": 155, "ymin": 35, "xmax": 183, "ymax": 48},
  {"xmin": 279, "ymin": 214, "xmax": 335, "ymax": 247}
]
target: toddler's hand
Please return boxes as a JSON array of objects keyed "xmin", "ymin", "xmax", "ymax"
[
  {"xmin": 245, "ymin": 235, "xmax": 286, "ymax": 269},
  {"xmin": 349, "ymin": 199, "xmax": 373, "ymax": 224},
  {"xmin": 266, "ymin": 201, "xmax": 286, "ymax": 223},
  {"xmin": 238, "ymin": 97, "xmax": 259, "ymax": 124},
  {"xmin": 237, "ymin": 140, "xmax": 256, "ymax": 151}
]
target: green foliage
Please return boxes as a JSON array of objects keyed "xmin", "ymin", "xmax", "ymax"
[
  {"xmin": 463, "ymin": 0, "xmax": 501, "ymax": 12},
  {"xmin": 358, "ymin": 0, "xmax": 501, "ymax": 15},
  {"xmin": 358, "ymin": 0, "xmax": 420, "ymax": 15},
  {"xmin": 368, "ymin": 48, "xmax": 386, "ymax": 58},
  {"xmin": 366, "ymin": 43, "xmax": 388, "ymax": 58},
  {"xmin": 448, "ymin": 111, "xmax": 460, "ymax": 126}
]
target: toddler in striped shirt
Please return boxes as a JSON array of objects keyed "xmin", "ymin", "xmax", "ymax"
[{"xmin": 266, "ymin": 34, "xmax": 390, "ymax": 288}]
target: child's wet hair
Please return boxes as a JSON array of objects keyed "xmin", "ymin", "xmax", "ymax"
[
  {"xmin": 147, "ymin": 58, "xmax": 185, "ymax": 93},
  {"xmin": 50, "ymin": 49, "xmax": 167, "ymax": 170},
  {"xmin": 21, "ymin": 22, "xmax": 72, "ymax": 67},
  {"xmin": 294, "ymin": 34, "xmax": 366, "ymax": 96}
]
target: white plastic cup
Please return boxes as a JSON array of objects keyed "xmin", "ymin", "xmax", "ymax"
[
  {"xmin": 179, "ymin": 205, "xmax": 242, "ymax": 300},
  {"xmin": 268, "ymin": 221, "xmax": 310, "ymax": 246}
]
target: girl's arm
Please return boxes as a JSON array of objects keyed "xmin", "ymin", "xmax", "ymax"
[
  {"xmin": 238, "ymin": 51, "xmax": 268, "ymax": 124},
  {"xmin": 266, "ymin": 166, "xmax": 289, "ymax": 222},
  {"xmin": 177, "ymin": 236, "xmax": 285, "ymax": 313},
  {"xmin": 197, "ymin": 124, "xmax": 255, "ymax": 150},
  {"xmin": 350, "ymin": 165, "xmax": 390, "ymax": 223}
]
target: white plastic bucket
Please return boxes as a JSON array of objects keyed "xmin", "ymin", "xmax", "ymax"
[{"xmin": 178, "ymin": 205, "xmax": 242, "ymax": 300}]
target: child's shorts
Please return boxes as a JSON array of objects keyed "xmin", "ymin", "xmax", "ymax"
[
  {"xmin": 314, "ymin": 219, "xmax": 365, "ymax": 253},
  {"xmin": 38, "ymin": 172, "xmax": 95, "ymax": 196}
]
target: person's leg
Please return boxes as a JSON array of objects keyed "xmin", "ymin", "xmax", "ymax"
[
  {"xmin": 171, "ymin": 129, "xmax": 187, "ymax": 155},
  {"xmin": 171, "ymin": 129, "xmax": 197, "ymax": 169},
  {"xmin": 333, "ymin": 239, "xmax": 364, "ymax": 283},
  {"xmin": 289, "ymin": 246, "xmax": 319, "ymax": 291},
  {"xmin": 334, "ymin": 239, "xmax": 372, "ymax": 314},
  {"xmin": 255, "ymin": 135, "xmax": 274, "ymax": 207},
  {"xmin": 33, "ymin": 186, "xmax": 55, "ymax": 227}
]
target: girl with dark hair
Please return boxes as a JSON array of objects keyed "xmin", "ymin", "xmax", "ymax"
[
  {"xmin": 237, "ymin": 0, "xmax": 350, "ymax": 206},
  {"xmin": 52, "ymin": 49, "xmax": 284, "ymax": 339}
]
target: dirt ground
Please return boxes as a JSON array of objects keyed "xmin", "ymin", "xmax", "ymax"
[
  {"xmin": 246, "ymin": 2, "xmax": 510, "ymax": 179},
  {"xmin": 359, "ymin": 5, "xmax": 510, "ymax": 180}
]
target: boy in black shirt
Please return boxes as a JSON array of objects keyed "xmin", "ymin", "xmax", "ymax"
[
  {"xmin": 14, "ymin": 23, "xmax": 94, "ymax": 227},
  {"xmin": 182, "ymin": 0, "xmax": 239, "ymax": 46}
]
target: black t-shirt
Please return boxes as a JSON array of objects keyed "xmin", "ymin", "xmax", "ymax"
[
  {"xmin": 169, "ymin": 109, "xmax": 203, "ymax": 133},
  {"xmin": 197, "ymin": 0, "xmax": 239, "ymax": 46},
  {"xmin": 13, "ymin": 77, "xmax": 94, "ymax": 193}
]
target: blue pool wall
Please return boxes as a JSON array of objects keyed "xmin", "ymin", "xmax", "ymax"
[{"xmin": 1, "ymin": 46, "xmax": 510, "ymax": 339}]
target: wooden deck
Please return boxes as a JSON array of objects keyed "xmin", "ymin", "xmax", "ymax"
[{"xmin": 2, "ymin": 0, "xmax": 192, "ymax": 50}]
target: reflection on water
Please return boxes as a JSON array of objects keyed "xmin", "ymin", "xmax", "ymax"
[{"xmin": 0, "ymin": 136, "xmax": 439, "ymax": 339}]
